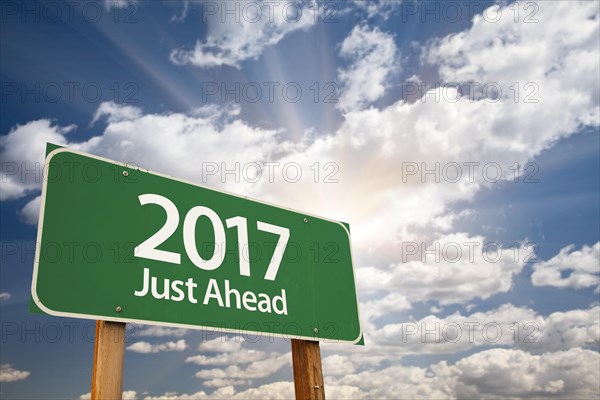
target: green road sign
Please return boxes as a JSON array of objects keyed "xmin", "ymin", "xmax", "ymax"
[{"xmin": 31, "ymin": 145, "xmax": 362, "ymax": 344}]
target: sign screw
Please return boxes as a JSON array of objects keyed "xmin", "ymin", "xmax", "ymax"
[
  {"xmin": 304, "ymin": 218, "xmax": 308, "ymax": 223},
  {"xmin": 122, "ymin": 171, "xmax": 129, "ymax": 177},
  {"xmin": 115, "ymin": 306, "xmax": 122, "ymax": 313},
  {"xmin": 313, "ymin": 327, "xmax": 318, "ymax": 334}
]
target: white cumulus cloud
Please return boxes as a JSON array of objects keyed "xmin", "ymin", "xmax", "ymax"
[
  {"xmin": 447, "ymin": 347, "xmax": 599, "ymax": 399},
  {"xmin": 0, "ymin": 120, "xmax": 72, "ymax": 201},
  {"xmin": 357, "ymin": 233, "xmax": 531, "ymax": 306},
  {"xmin": 327, "ymin": 347, "xmax": 599, "ymax": 399},
  {"xmin": 92, "ymin": 101, "xmax": 143, "ymax": 125},
  {"xmin": 322, "ymin": 354, "xmax": 356, "ymax": 376},
  {"xmin": 337, "ymin": 25, "xmax": 398, "ymax": 112},
  {"xmin": 194, "ymin": 352, "xmax": 291, "ymax": 382},
  {"xmin": 143, "ymin": 381, "xmax": 294, "ymax": 400},
  {"xmin": 186, "ymin": 349, "xmax": 266, "ymax": 366},
  {"xmin": 170, "ymin": 1, "xmax": 316, "ymax": 68},
  {"xmin": 132, "ymin": 325, "xmax": 189, "ymax": 338},
  {"xmin": 126, "ymin": 339, "xmax": 188, "ymax": 354},
  {"xmin": 0, "ymin": 364, "xmax": 30, "ymax": 382},
  {"xmin": 103, "ymin": 0, "xmax": 137, "ymax": 11},
  {"xmin": 351, "ymin": 0, "xmax": 400, "ymax": 20},
  {"xmin": 372, "ymin": 304, "xmax": 599, "ymax": 355},
  {"xmin": 197, "ymin": 337, "xmax": 246, "ymax": 353},
  {"xmin": 532, "ymin": 242, "xmax": 600, "ymax": 291},
  {"xmin": 18, "ymin": 195, "xmax": 41, "ymax": 225}
]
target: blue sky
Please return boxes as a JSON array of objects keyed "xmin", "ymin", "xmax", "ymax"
[{"xmin": 1, "ymin": 1, "xmax": 599, "ymax": 398}]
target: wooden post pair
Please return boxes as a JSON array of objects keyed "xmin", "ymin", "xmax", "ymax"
[{"xmin": 91, "ymin": 321, "xmax": 325, "ymax": 400}]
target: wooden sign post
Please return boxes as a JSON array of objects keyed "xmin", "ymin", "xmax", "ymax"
[
  {"xmin": 291, "ymin": 339, "xmax": 325, "ymax": 400},
  {"xmin": 91, "ymin": 321, "xmax": 126, "ymax": 400}
]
